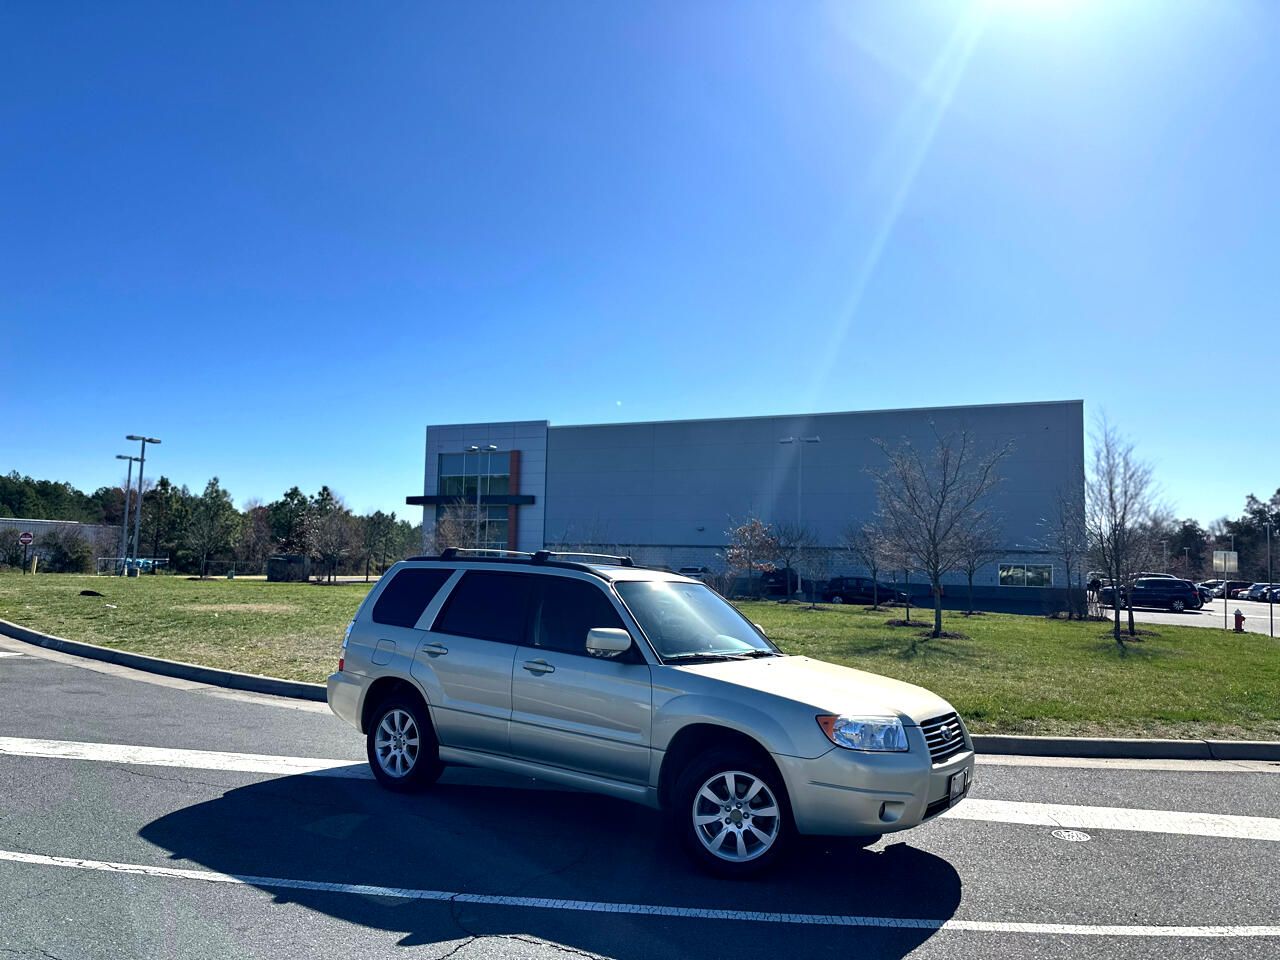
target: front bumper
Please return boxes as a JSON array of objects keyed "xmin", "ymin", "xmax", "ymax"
[{"xmin": 775, "ymin": 729, "xmax": 975, "ymax": 837}]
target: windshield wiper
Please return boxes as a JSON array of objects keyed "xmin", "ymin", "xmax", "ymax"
[{"xmin": 664, "ymin": 650, "xmax": 777, "ymax": 664}]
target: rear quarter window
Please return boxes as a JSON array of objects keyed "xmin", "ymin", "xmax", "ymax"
[{"xmin": 371, "ymin": 568, "xmax": 453, "ymax": 628}]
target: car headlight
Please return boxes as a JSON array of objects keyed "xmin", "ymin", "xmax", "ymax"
[{"xmin": 816, "ymin": 715, "xmax": 909, "ymax": 752}]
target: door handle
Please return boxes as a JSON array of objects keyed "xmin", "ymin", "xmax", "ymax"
[
  {"xmin": 422, "ymin": 642, "xmax": 449, "ymax": 657},
  {"xmin": 522, "ymin": 659, "xmax": 555, "ymax": 675}
]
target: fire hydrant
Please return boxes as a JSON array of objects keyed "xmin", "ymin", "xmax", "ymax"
[{"xmin": 1234, "ymin": 609, "xmax": 1246, "ymax": 633}]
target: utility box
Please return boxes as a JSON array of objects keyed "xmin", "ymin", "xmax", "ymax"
[{"xmin": 267, "ymin": 554, "xmax": 311, "ymax": 582}]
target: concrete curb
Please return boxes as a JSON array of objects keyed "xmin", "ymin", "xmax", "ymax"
[
  {"xmin": 972, "ymin": 734, "xmax": 1280, "ymax": 762},
  {"xmin": 0, "ymin": 619, "xmax": 326, "ymax": 702},
  {"xmin": 3, "ymin": 618, "xmax": 1279, "ymax": 761}
]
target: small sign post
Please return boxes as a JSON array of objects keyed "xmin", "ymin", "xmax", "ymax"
[
  {"xmin": 17, "ymin": 531, "xmax": 33, "ymax": 575},
  {"xmin": 1213, "ymin": 551, "xmax": 1238, "ymax": 629}
]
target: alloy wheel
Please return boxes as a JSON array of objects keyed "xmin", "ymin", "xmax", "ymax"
[
  {"xmin": 691, "ymin": 770, "xmax": 782, "ymax": 862},
  {"xmin": 374, "ymin": 708, "xmax": 420, "ymax": 778}
]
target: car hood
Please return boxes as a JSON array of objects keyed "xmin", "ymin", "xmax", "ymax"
[{"xmin": 672, "ymin": 655, "xmax": 954, "ymax": 724}]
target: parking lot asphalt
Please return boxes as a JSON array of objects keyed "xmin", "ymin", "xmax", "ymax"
[
  {"xmin": 1128, "ymin": 597, "xmax": 1280, "ymax": 635},
  {"xmin": 1, "ymin": 640, "xmax": 1277, "ymax": 960}
]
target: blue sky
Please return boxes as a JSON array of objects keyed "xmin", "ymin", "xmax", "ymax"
[{"xmin": 2, "ymin": 1, "xmax": 1276, "ymax": 523}]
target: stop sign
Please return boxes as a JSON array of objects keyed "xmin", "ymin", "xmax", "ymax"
[{"xmin": 17, "ymin": 531, "xmax": 33, "ymax": 546}]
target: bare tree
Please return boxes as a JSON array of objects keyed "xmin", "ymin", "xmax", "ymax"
[
  {"xmin": 1085, "ymin": 419, "xmax": 1157, "ymax": 645},
  {"xmin": 772, "ymin": 523, "xmax": 816, "ymax": 602},
  {"xmin": 725, "ymin": 515, "xmax": 779, "ymax": 599},
  {"xmin": 842, "ymin": 523, "xmax": 892, "ymax": 609},
  {"xmin": 1039, "ymin": 487, "xmax": 1088, "ymax": 619},
  {"xmin": 308, "ymin": 505, "xmax": 359, "ymax": 583},
  {"xmin": 796, "ymin": 544, "xmax": 832, "ymax": 608},
  {"xmin": 872, "ymin": 426, "xmax": 1011, "ymax": 638},
  {"xmin": 433, "ymin": 501, "xmax": 479, "ymax": 552},
  {"xmin": 956, "ymin": 520, "xmax": 1002, "ymax": 616}
]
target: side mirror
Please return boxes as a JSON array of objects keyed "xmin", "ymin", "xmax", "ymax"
[{"xmin": 586, "ymin": 627, "xmax": 632, "ymax": 658}]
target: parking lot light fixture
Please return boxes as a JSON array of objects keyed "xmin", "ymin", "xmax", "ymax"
[
  {"xmin": 114, "ymin": 454, "xmax": 140, "ymax": 574},
  {"xmin": 778, "ymin": 435, "xmax": 821, "ymax": 529},
  {"xmin": 125, "ymin": 436, "xmax": 161, "ymax": 572}
]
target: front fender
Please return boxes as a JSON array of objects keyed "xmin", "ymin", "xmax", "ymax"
[{"xmin": 652, "ymin": 692, "xmax": 830, "ymax": 760}]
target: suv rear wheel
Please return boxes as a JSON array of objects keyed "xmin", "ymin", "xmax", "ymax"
[
  {"xmin": 671, "ymin": 748, "xmax": 791, "ymax": 877},
  {"xmin": 366, "ymin": 695, "xmax": 443, "ymax": 792},
  {"xmin": 1170, "ymin": 599, "xmax": 1186, "ymax": 613}
]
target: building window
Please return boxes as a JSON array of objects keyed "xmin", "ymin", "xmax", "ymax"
[
  {"xmin": 435, "ymin": 450, "xmax": 515, "ymax": 550},
  {"xmin": 438, "ymin": 452, "xmax": 511, "ymax": 499},
  {"xmin": 999, "ymin": 563, "xmax": 1053, "ymax": 587}
]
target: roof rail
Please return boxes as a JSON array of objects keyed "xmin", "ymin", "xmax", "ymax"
[
  {"xmin": 531, "ymin": 550, "xmax": 634, "ymax": 567},
  {"xmin": 437, "ymin": 547, "xmax": 534, "ymax": 560}
]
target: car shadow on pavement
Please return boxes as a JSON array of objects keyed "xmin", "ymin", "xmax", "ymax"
[{"xmin": 140, "ymin": 767, "xmax": 961, "ymax": 960}]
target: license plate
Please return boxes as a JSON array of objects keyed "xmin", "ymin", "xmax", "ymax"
[{"xmin": 949, "ymin": 769, "xmax": 968, "ymax": 803}]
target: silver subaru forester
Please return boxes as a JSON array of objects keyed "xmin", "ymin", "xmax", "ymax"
[{"xmin": 327, "ymin": 549, "xmax": 974, "ymax": 876}]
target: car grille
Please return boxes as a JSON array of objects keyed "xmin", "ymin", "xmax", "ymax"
[{"xmin": 921, "ymin": 712, "xmax": 968, "ymax": 764}]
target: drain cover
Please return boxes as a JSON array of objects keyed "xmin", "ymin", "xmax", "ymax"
[{"xmin": 1052, "ymin": 829, "xmax": 1091, "ymax": 842}]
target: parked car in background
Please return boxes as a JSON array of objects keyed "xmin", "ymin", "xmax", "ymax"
[
  {"xmin": 1262, "ymin": 585, "xmax": 1280, "ymax": 603},
  {"xmin": 676, "ymin": 566, "xmax": 709, "ymax": 582},
  {"xmin": 1194, "ymin": 584, "xmax": 1215, "ymax": 604},
  {"xmin": 1245, "ymin": 583, "xmax": 1276, "ymax": 602},
  {"xmin": 1135, "ymin": 572, "xmax": 1176, "ymax": 579},
  {"xmin": 1229, "ymin": 585, "xmax": 1254, "ymax": 600},
  {"xmin": 1214, "ymin": 580, "xmax": 1253, "ymax": 599},
  {"xmin": 822, "ymin": 576, "xmax": 908, "ymax": 605},
  {"xmin": 1099, "ymin": 578, "xmax": 1203, "ymax": 612}
]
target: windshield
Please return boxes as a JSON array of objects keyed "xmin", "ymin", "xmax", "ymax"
[{"xmin": 614, "ymin": 580, "xmax": 777, "ymax": 660}]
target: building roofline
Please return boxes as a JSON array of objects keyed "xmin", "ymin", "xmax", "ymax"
[{"xmin": 427, "ymin": 399, "xmax": 1083, "ymax": 434}]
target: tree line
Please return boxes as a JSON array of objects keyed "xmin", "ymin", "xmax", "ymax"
[{"xmin": 0, "ymin": 471, "xmax": 421, "ymax": 579}]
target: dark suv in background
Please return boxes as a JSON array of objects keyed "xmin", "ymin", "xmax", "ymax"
[
  {"xmin": 822, "ymin": 577, "xmax": 908, "ymax": 605},
  {"xmin": 1099, "ymin": 577, "xmax": 1203, "ymax": 612}
]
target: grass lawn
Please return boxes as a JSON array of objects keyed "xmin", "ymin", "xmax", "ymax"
[
  {"xmin": 0, "ymin": 573, "xmax": 369, "ymax": 686},
  {"xmin": 1, "ymin": 573, "xmax": 1277, "ymax": 740}
]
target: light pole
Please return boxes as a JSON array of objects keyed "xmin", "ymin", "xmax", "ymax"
[
  {"xmin": 1182, "ymin": 546, "xmax": 1190, "ymax": 576},
  {"xmin": 126, "ymin": 435, "xmax": 161, "ymax": 569},
  {"xmin": 1160, "ymin": 539, "xmax": 1168, "ymax": 573},
  {"xmin": 778, "ymin": 435, "xmax": 821, "ymax": 529},
  {"xmin": 115, "ymin": 454, "xmax": 140, "ymax": 574},
  {"xmin": 1267, "ymin": 521, "xmax": 1274, "ymax": 638}
]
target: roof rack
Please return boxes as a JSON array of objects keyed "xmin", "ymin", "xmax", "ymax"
[
  {"xmin": 404, "ymin": 548, "xmax": 638, "ymax": 573},
  {"xmin": 531, "ymin": 550, "xmax": 634, "ymax": 567},
  {"xmin": 436, "ymin": 547, "xmax": 534, "ymax": 560}
]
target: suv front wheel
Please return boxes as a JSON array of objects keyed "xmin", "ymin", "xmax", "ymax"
[
  {"xmin": 1170, "ymin": 599, "xmax": 1186, "ymax": 613},
  {"xmin": 366, "ymin": 695, "xmax": 443, "ymax": 792},
  {"xmin": 672, "ymin": 749, "xmax": 791, "ymax": 877}
]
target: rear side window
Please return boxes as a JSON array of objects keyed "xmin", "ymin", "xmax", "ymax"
[
  {"xmin": 434, "ymin": 571, "xmax": 536, "ymax": 643},
  {"xmin": 372, "ymin": 568, "xmax": 453, "ymax": 628},
  {"xmin": 534, "ymin": 578, "xmax": 625, "ymax": 655}
]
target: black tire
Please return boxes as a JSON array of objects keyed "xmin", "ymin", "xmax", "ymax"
[
  {"xmin": 1171, "ymin": 599, "xmax": 1185, "ymax": 613},
  {"xmin": 831, "ymin": 595, "xmax": 844, "ymax": 605},
  {"xmin": 670, "ymin": 747, "xmax": 792, "ymax": 878},
  {"xmin": 365, "ymin": 694, "xmax": 443, "ymax": 792}
]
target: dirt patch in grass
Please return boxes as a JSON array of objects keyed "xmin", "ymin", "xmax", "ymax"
[
  {"xmin": 917, "ymin": 630, "xmax": 968, "ymax": 640},
  {"xmin": 175, "ymin": 603, "xmax": 299, "ymax": 614},
  {"xmin": 885, "ymin": 619, "xmax": 930, "ymax": 628}
]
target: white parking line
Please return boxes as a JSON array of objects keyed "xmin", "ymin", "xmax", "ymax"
[
  {"xmin": 0, "ymin": 849, "xmax": 1276, "ymax": 938},
  {"xmin": 0, "ymin": 651, "xmax": 25, "ymax": 658},
  {"xmin": 2, "ymin": 736, "xmax": 1279, "ymax": 843},
  {"xmin": 0, "ymin": 736, "xmax": 369, "ymax": 778},
  {"xmin": 941, "ymin": 799, "xmax": 1280, "ymax": 842}
]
